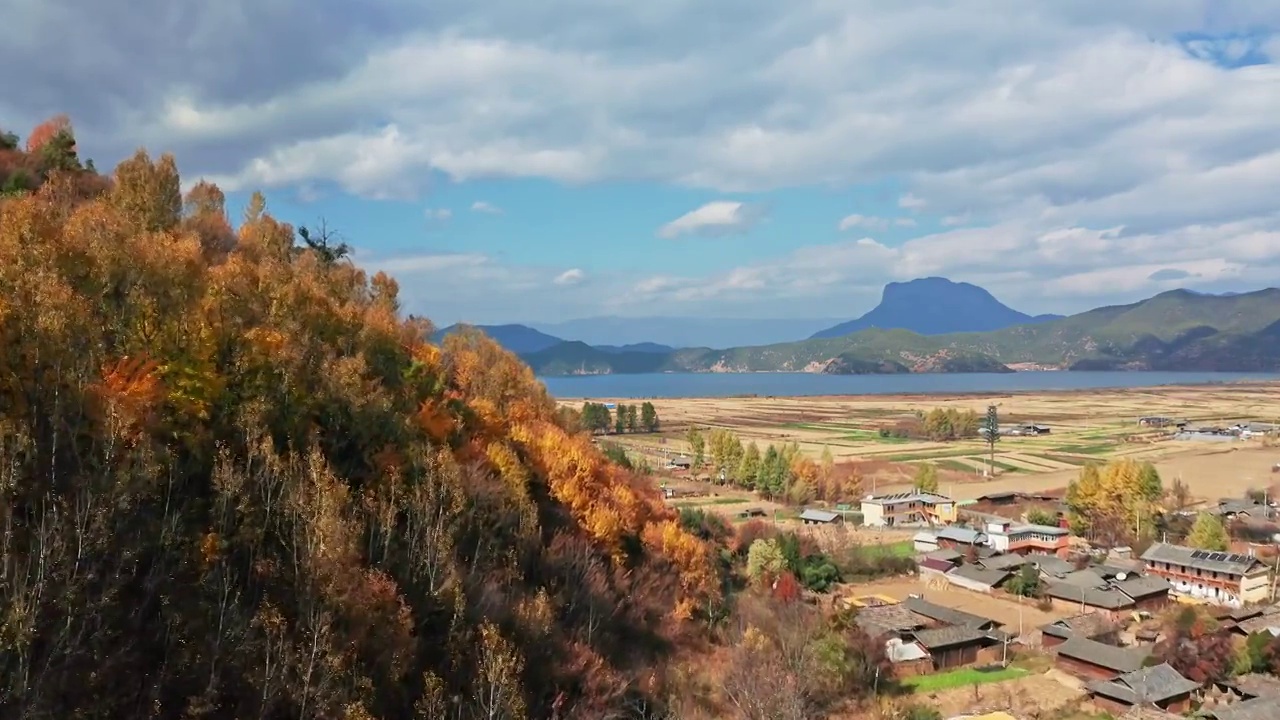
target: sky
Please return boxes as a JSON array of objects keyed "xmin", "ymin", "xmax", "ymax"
[{"xmin": 4, "ymin": 2, "xmax": 1280, "ymax": 328}]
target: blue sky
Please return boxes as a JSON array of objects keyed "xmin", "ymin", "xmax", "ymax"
[{"xmin": 5, "ymin": 2, "xmax": 1280, "ymax": 327}]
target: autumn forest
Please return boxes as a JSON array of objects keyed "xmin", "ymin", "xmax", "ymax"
[{"xmin": 0, "ymin": 115, "xmax": 741, "ymax": 720}]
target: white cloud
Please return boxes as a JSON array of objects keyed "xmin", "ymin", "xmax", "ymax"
[
  {"xmin": 552, "ymin": 268, "xmax": 585, "ymax": 286},
  {"xmin": 837, "ymin": 214, "xmax": 889, "ymax": 231},
  {"xmin": 898, "ymin": 193, "xmax": 926, "ymax": 211},
  {"xmin": 470, "ymin": 201, "xmax": 503, "ymax": 215},
  {"xmin": 11, "ymin": 2, "xmax": 1280, "ymax": 320},
  {"xmin": 658, "ymin": 201, "xmax": 760, "ymax": 239},
  {"xmin": 425, "ymin": 208, "xmax": 452, "ymax": 221}
]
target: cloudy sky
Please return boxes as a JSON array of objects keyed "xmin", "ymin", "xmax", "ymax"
[{"xmin": 5, "ymin": 1, "xmax": 1280, "ymax": 327}]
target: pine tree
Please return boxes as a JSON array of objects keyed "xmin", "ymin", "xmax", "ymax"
[{"xmin": 982, "ymin": 404, "xmax": 1000, "ymax": 475}]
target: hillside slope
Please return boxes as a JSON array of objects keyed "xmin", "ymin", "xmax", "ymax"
[
  {"xmin": 810, "ymin": 277, "xmax": 1061, "ymax": 338},
  {"xmin": 0, "ymin": 120, "xmax": 717, "ymax": 718}
]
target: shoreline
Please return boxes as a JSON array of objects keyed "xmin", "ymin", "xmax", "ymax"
[{"xmin": 548, "ymin": 378, "xmax": 1280, "ymax": 403}]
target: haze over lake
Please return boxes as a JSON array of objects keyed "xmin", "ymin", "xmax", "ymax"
[{"xmin": 539, "ymin": 371, "xmax": 1280, "ymax": 399}]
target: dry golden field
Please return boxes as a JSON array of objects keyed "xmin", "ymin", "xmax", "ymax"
[{"xmin": 576, "ymin": 382, "xmax": 1280, "ymax": 504}]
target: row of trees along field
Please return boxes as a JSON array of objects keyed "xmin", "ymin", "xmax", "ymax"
[
  {"xmin": 578, "ymin": 401, "xmax": 659, "ymax": 434},
  {"xmin": 1061, "ymin": 457, "xmax": 1239, "ymax": 550},
  {"xmin": 0, "ymin": 118, "xmax": 728, "ymax": 719},
  {"xmin": 684, "ymin": 428, "xmax": 863, "ymax": 504},
  {"xmin": 879, "ymin": 407, "xmax": 981, "ymax": 441}
]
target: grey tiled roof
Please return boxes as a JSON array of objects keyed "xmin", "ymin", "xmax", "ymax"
[
  {"xmin": 1209, "ymin": 696, "xmax": 1280, "ymax": 720},
  {"xmin": 1027, "ymin": 553, "xmax": 1077, "ymax": 576},
  {"xmin": 923, "ymin": 549, "xmax": 963, "ymax": 563},
  {"xmin": 799, "ymin": 508, "xmax": 839, "ymax": 522},
  {"xmin": 1040, "ymin": 612, "xmax": 1120, "ymax": 640},
  {"xmin": 1058, "ymin": 569, "xmax": 1108, "ymax": 587},
  {"xmin": 936, "ymin": 526, "xmax": 987, "ymax": 544},
  {"xmin": 1229, "ymin": 673, "xmax": 1280, "ymax": 699},
  {"xmin": 1086, "ymin": 662, "xmax": 1199, "ymax": 704},
  {"xmin": 948, "ymin": 563, "xmax": 1012, "ymax": 588},
  {"xmin": 978, "ymin": 553, "xmax": 1033, "ymax": 571},
  {"xmin": 902, "ymin": 596, "xmax": 997, "ymax": 629},
  {"xmin": 1141, "ymin": 543, "xmax": 1263, "ymax": 576},
  {"xmin": 1056, "ymin": 636, "xmax": 1151, "ymax": 673},
  {"xmin": 1044, "ymin": 581, "xmax": 1134, "ymax": 610},
  {"xmin": 1113, "ymin": 574, "xmax": 1172, "ymax": 599},
  {"xmin": 912, "ymin": 624, "xmax": 988, "ymax": 649},
  {"xmin": 862, "ymin": 491, "xmax": 953, "ymax": 505},
  {"xmin": 855, "ymin": 603, "xmax": 927, "ymax": 638}
]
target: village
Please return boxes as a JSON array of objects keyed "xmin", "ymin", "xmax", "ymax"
[{"xmin": 589, "ymin": 385, "xmax": 1280, "ymax": 719}]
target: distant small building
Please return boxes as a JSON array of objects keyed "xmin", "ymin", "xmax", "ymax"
[
  {"xmin": 861, "ymin": 491, "xmax": 957, "ymax": 527},
  {"xmin": 799, "ymin": 508, "xmax": 841, "ymax": 525},
  {"xmin": 667, "ymin": 456, "xmax": 692, "ymax": 469},
  {"xmin": 983, "ymin": 518, "xmax": 1071, "ymax": 556}
]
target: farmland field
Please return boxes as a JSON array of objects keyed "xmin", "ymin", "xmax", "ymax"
[{"xmin": 578, "ymin": 382, "xmax": 1280, "ymax": 507}]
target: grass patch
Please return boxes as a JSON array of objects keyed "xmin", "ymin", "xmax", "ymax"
[
  {"xmin": 862, "ymin": 540, "xmax": 915, "ymax": 558},
  {"xmin": 937, "ymin": 459, "xmax": 980, "ymax": 473},
  {"xmin": 987, "ymin": 459, "xmax": 1027, "ymax": 473},
  {"xmin": 902, "ymin": 666, "xmax": 1028, "ymax": 693},
  {"xmin": 670, "ymin": 497, "xmax": 749, "ymax": 507},
  {"xmin": 1032, "ymin": 453, "xmax": 1090, "ymax": 467},
  {"xmin": 1053, "ymin": 443, "xmax": 1115, "ymax": 455},
  {"xmin": 885, "ymin": 448, "xmax": 982, "ymax": 462},
  {"xmin": 840, "ymin": 431, "xmax": 914, "ymax": 444}
]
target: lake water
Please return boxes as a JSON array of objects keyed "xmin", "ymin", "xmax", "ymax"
[{"xmin": 538, "ymin": 371, "xmax": 1280, "ymax": 399}]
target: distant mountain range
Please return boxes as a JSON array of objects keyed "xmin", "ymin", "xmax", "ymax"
[
  {"xmin": 433, "ymin": 324, "xmax": 675, "ymax": 356},
  {"xmin": 507, "ymin": 287, "xmax": 1280, "ymax": 376},
  {"xmin": 809, "ymin": 277, "xmax": 1062, "ymax": 338},
  {"xmin": 527, "ymin": 316, "xmax": 845, "ymax": 349}
]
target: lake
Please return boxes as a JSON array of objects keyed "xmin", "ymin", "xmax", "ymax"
[{"xmin": 538, "ymin": 371, "xmax": 1280, "ymax": 399}]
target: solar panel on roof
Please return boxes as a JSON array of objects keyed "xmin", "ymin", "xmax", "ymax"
[{"xmin": 1191, "ymin": 550, "xmax": 1207, "ymax": 560}]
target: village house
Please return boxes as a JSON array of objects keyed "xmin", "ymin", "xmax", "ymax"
[
  {"xmin": 861, "ymin": 491, "xmax": 957, "ymax": 527},
  {"xmin": 854, "ymin": 596, "xmax": 1007, "ymax": 673},
  {"xmin": 1054, "ymin": 636, "xmax": 1152, "ymax": 681},
  {"xmin": 1086, "ymin": 663, "xmax": 1199, "ymax": 716},
  {"xmin": 1039, "ymin": 613, "xmax": 1122, "ymax": 649},
  {"xmin": 1140, "ymin": 543, "xmax": 1270, "ymax": 607},
  {"xmin": 982, "ymin": 517, "xmax": 1071, "ymax": 556},
  {"xmin": 1042, "ymin": 567, "xmax": 1171, "ymax": 618},
  {"xmin": 913, "ymin": 625, "xmax": 1003, "ymax": 670},
  {"xmin": 935, "ymin": 526, "xmax": 988, "ymax": 550},
  {"xmin": 798, "ymin": 508, "xmax": 841, "ymax": 525},
  {"xmin": 944, "ymin": 564, "xmax": 1013, "ymax": 593}
]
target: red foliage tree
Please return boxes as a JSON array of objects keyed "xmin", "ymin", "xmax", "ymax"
[
  {"xmin": 771, "ymin": 571, "xmax": 802, "ymax": 604},
  {"xmin": 26, "ymin": 114, "xmax": 72, "ymax": 154}
]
